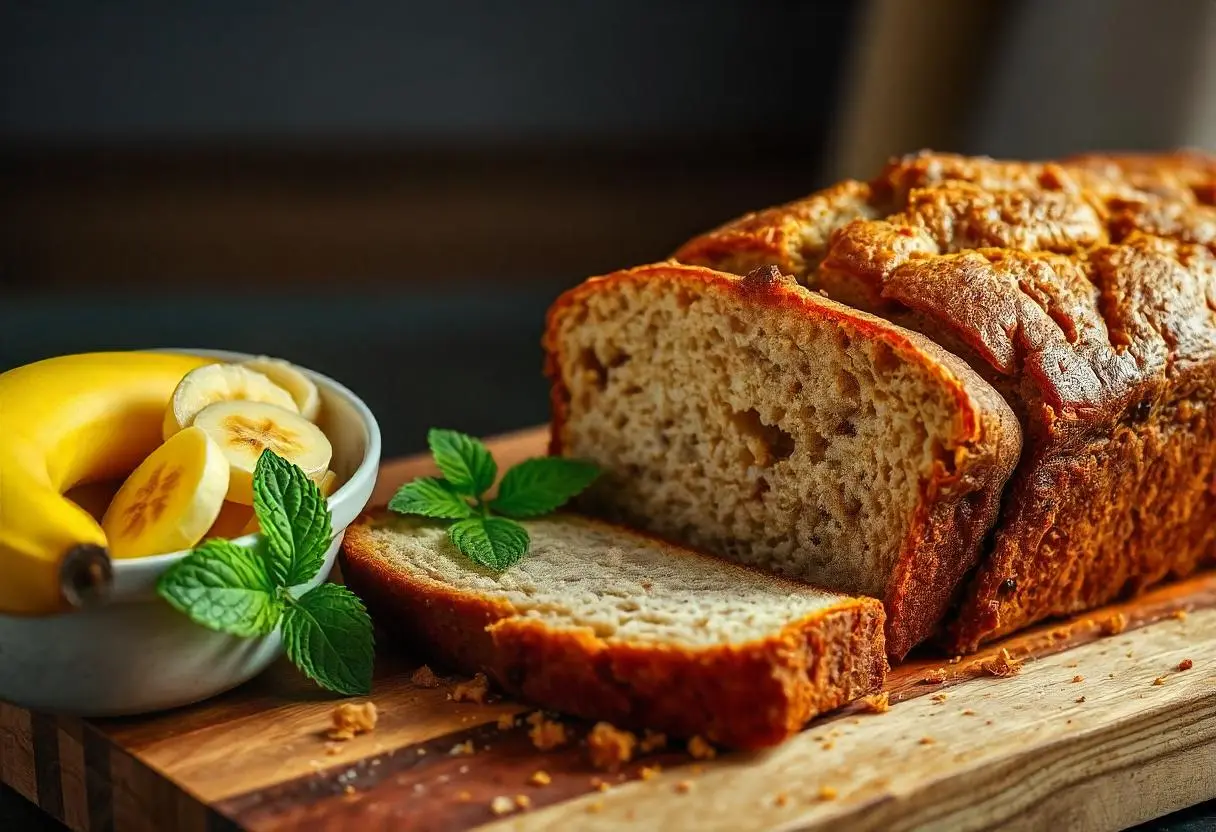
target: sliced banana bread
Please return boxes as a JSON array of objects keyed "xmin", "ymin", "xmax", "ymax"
[
  {"xmin": 543, "ymin": 262, "xmax": 1021, "ymax": 658},
  {"xmin": 341, "ymin": 512, "xmax": 886, "ymax": 750},
  {"xmin": 676, "ymin": 150, "xmax": 1216, "ymax": 650}
]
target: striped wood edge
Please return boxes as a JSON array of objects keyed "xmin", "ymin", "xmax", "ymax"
[{"xmin": 1, "ymin": 426, "xmax": 1214, "ymax": 832}]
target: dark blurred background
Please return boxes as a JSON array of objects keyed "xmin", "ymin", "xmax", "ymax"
[{"xmin": 3, "ymin": 1, "xmax": 1216, "ymax": 829}]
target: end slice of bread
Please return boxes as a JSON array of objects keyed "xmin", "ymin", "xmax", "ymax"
[
  {"xmin": 342, "ymin": 512, "xmax": 887, "ymax": 750},
  {"xmin": 543, "ymin": 262, "xmax": 1022, "ymax": 658}
]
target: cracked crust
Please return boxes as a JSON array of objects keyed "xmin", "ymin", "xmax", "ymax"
[
  {"xmin": 341, "ymin": 513, "xmax": 887, "ymax": 750},
  {"xmin": 676, "ymin": 149, "xmax": 1216, "ymax": 650}
]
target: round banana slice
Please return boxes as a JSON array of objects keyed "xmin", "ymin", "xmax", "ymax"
[
  {"xmin": 241, "ymin": 356, "xmax": 322, "ymax": 422},
  {"xmin": 102, "ymin": 427, "xmax": 230, "ymax": 558},
  {"xmin": 192, "ymin": 401, "xmax": 332, "ymax": 505},
  {"xmin": 163, "ymin": 363, "xmax": 299, "ymax": 439}
]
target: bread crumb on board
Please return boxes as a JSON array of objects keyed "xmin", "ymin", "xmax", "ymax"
[
  {"xmin": 529, "ymin": 770, "xmax": 552, "ymax": 787},
  {"xmin": 1153, "ymin": 676, "xmax": 1166, "ymax": 686},
  {"xmin": 817, "ymin": 785, "xmax": 838, "ymax": 801},
  {"xmin": 497, "ymin": 713, "xmax": 517, "ymax": 731},
  {"xmin": 860, "ymin": 692, "xmax": 890, "ymax": 713},
  {"xmin": 1171, "ymin": 609, "xmax": 1189, "ymax": 621},
  {"xmin": 639, "ymin": 729, "xmax": 667, "ymax": 753},
  {"xmin": 922, "ymin": 668, "xmax": 948, "ymax": 684},
  {"xmin": 774, "ymin": 792, "xmax": 790, "ymax": 807},
  {"xmin": 527, "ymin": 711, "xmax": 569, "ymax": 751},
  {"xmin": 1076, "ymin": 696, "xmax": 1086, "ymax": 703},
  {"xmin": 1072, "ymin": 675, "xmax": 1085, "ymax": 683},
  {"xmin": 586, "ymin": 800, "xmax": 606, "ymax": 814},
  {"xmin": 639, "ymin": 765, "xmax": 662, "ymax": 781},
  {"xmin": 1179, "ymin": 658, "xmax": 1194, "ymax": 671},
  {"xmin": 918, "ymin": 736, "xmax": 936, "ymax": 746},
  {"xmin": 688, "ymin": 735, "xmax": 717, "ymax": 760},
  {"xmin": 588, "ymin": 722, "xmax": 638, "ymax": 770},
  {"xmin": 451, "ymin": 673, "xmax": 491, "ymax": 704},
  {"xmin": 328, "ymin": 702, "xmax": 378, "ymax": 741},
  {"xmin": 961, "ymin": 709, "xmax": 977, "ymax": 716},
  {"xmin": 1100, "ymin": 612, "xmax": 1128, "ymax": 636},
  {"xmin": 490, "ymin": 795, "xmax": 516, "ymax": 816},
  {"xmin": 930, "ymin": 693, "xmax": 949, "ymax": 703},
  {"xmin": 981, "ymin": 648, "xmax": 1023, "ymax": 677},
  {"xmin": 410, "ymin": 665, "xmax": 441, "ymax": 688},
  {"xmin": 449, "ymin": 740, "xmax": 475, "ymax": 756},
  {"xmin": 675, "ymin": 780, "xmax": 694, "ymax": 794},
  {"xmin": 514, "ymin": 794, "xmax": 532, "ymax": 811}
]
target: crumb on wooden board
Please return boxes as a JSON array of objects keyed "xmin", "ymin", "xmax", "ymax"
[
  {"xmin": 327, "ymin": 702, "xmax": 378, "ymax": 741},
  {"xmin": 588, "ymin": 722, "xmax": 638, "ymax": 771}
]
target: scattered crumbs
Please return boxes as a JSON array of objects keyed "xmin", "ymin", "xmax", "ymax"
[
  {"xmin": 949, "ymin": 655, "xmax": 963, "ymax": 664},
  {"xmin": 1064, "ymin": 662, "xmax": 1079, "ymax": 669},
  {"xmin": 343, "ymin": 784, "xmax": 356, "ymax": 796},
  {"xmin": 1072, "ymin": 675, "xmax": 1085, "ymax": 683},
  {"xmin": 591, "ymin": 778, "xmax": 612, "ymax": 793},
  {"xmin": 529, "ymin": 770, "xmax": 552, "ymax": 787},
  {"xmin": 688, "ymin": 735, "xmax": 717, "ymax": 761},
  {"xmin": 817, "ymin": 785, "xmax": 838, "ymax": 801},
  {"xmin": 922, "ymin": 668, "xmax": 948, "ymax": 684},
  {"xmin": 328, "ymin": 701, "xmax": 378, "ymax": 741},
  {"xmin": 1075, "ymin": 696, "xmax": 1086, "ymax": 703},
  {"xmin": 985, "ymin": 720, "xmax": 994, "ymax": 726},
  {"xmin": 918, "ymin": 737, "xmax": 936, "ymax": 746},
  {"xmin": 774, "ymin": 792, "xmax": 790, "ymax": 807},
  {"xmin": 690, "ymin": 765, "xmax": 705, "ymax": 776},
  {"xmin": 821, "ymin": 740, "xmax": 835, "ymax": 751},
  {"xmin": 417, "ymin": 748, "xmax": 427, "ymax": 756},
  {"xmin": 514, "ymin": 795, "xmax": 532, "ymax": 811},
  {"xmin": 638, "ymin": 765, "xmax": 662, "ymax": 781},
  {"xmin": 1179, "ymin": 659, "xmax": 1194, "ymax": 671},
  {"xmin": 675, "ymin": 780, "xmax": 694, "ymax": 794},
  {"xmin": 981, "ymin": 648, "xmax": 1023, "ymax": 678},
  {"xmin": 410, "ymin": 664, "xmax": 440, "ymax": 688},
  {"xmin": 860, "ymin": 692, "xmax": 890, "ymax": 713},
  {"xmin": 324, "ymin": 743, "xmax": 342, "ymax": 756},
  {"xmin": 490, "ymin": 795, "xmax": 516, "ymax": 816},
  {"xmin": 1153, "ymin": 677, "xmax": 1166, "ymax": 686},
  {"xmin": 1171, "ymin": 609, "xmax": 1189, "ymax": 621},
  {"xmin": 456, "ymin": 790, "xmax": 473, "ymax": 803},
  {"xmin": 586, "ymin": 801, "xmax": 605, "ymax": 815},
  {"xmin": 1101, "ymin": 613, "xmax": 1128, "ymax": 636},
  {"xmin": 452, "ymin": 673, "xmax": 491, "ymax": 704},
  {"xmin": 588, "ymin": 722, "xmax": 638, "ymax": 771},
  {"xmin": 497, "ymin": 713, "xmax": 517, "ymax": 731},
  {"xmin": 1126, "ymin": 651, "xmax": 1135, "ymax": 659},
  {"xmin": 1066, "ymin": 719, "xmax": 1073, "ymax": 725},
  {"xmin": 527, "ymin": 711, "xmax": 569, "ymax": 751},
  {"xmin": 850, "ymin": 718, "xmax": 861, "ymax": 726},
  {"xmin": 1108, "ymin": 672, "xmax": 1116, "ymax": 679},
  {"xmin": 931, "ymin": 693, "xmax": 949, "ymax": 703},
  {"xmin": 449, "ymin": 740, "xmax": 475, "ymax": 757},
  {"xmin": 961, "ymin": 709, "xmax": 977, "ymax": 716},
  {"xmin": 639, "ymin": 730, "xmax": 667, "ymax": 754}
]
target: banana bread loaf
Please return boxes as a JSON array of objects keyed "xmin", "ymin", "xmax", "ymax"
[
  {"xmin": 676, "ymin": 150, "xmax": 1216, "ymax": 651},
  {"xmin": 543, "ymin": 262, "xmax": 1020, "ymax": 658},
  {"xmin": 342, "ymin": 512, "xmax": 887, "ymax": 749}
]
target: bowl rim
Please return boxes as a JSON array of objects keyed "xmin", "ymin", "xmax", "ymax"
[{"xmin": 109, "ymin": 347, "xmax": 382, "ymax": 575}]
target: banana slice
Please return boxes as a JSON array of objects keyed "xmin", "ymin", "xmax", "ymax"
[
  {"xmin": 102, "ymin": 427, "xmax": 230, "ymax": 558},
  {"xmin": 317, "ymin": 469, "xmax": 339, "ymax": 498},
  {"xmin": 163, "ymin": 363, "xmax": 299, "ymax": 439},
  {"xmin": 193, "ymin": 401, "xmax": 332, "ymax": 505},
  {"xmin": 227, "ymin": 469, "xmax": 338, "ymax": 537},
  {"xmin": 242, "ymin": 356, "xmax": 322, "ymax": 422}
]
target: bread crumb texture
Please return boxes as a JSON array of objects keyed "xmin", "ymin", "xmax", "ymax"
[
  {"xmin": 981, "ymin": 648, "xmax": 1023, "ymax": 677},
  {"xmin": 451, "ymin": 672, "xmax": 491, "ymax": 704},
  {"xmin": 1179, "ymin": 658, "xmax": 1194, "ymax": 671},
  {"xmin": 527, "ymin": 711, "xmax": 569, "ymax": 751},
  {"xmin": 588, "ymin": 722, "xmax": 638, "ymax": 771},
  {"xmin": 1101, "ymin": 613, "xmax": 1129, "ymax": 636},
  {"xmin": 409, "ymin": 664, "xmax": 440, "ymax": 688},
  {"xmin": 529, "ymin": 770, "xmax": 552, "ymax": 787},
  {"xmin": 490, "ymin": 795, "xmax": 515, "ymax": 816},
  {"xmin": 860, "ymin": 692, "xmax": 890, "ymax": 713},
  {"xmin": 688, "ymin": 735, "xmax": 717, "ymax": 760},
  {"xmin": 327, "ymin": 702, "xmax": 378, "ymax": 741},
  {"xmin": 818, "ymin": 785, "xmax": 838, "ymax": 801}
]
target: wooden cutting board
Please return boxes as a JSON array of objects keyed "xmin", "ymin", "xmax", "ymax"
[{"xmin": 3, "ymin": 426, "xmax": 1215, "ymax": 832}]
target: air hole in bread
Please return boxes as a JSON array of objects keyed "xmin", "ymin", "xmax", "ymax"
[{"xmin": 731, "ymin": 408, "xmax": 796, "ymax": 466}]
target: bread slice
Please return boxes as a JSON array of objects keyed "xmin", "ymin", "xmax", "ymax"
[
  {"xmin": 543, "ymin": 262, "xmax": 1021, "ymax": 658},
  {"xmin": 341, "ymin": 512, "xmax": 887, "ymax": 750}
]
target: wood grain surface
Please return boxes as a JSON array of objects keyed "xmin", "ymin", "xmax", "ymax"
[{"xmin": 2, "ymin": 427, "xmax": 1215, "ymax": 832}]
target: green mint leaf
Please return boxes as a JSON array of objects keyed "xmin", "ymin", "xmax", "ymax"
[
  {"xmin": 282, "ymin": 584, "xmax": 375, "ymax": 695},
  {"xmin": 388, "ymin": 477, "xmax": 474, "ymax": 520},
  {"xmin": 253, "ymin": 450, "xmax": 333, "ymax": 587},
  {"xmin": 449, "ymin": 516, "xmax": 530, "ymax": 570},
  {"xmin": 490, "ymin": 457, "xmax": 601, "ymax": 518},
  {"xmin": 427, "ymin": 429, "xmax": 497, "ymax": 497},
  {"xmin": 156, "ymin": 539, "xmax": 281, "ymax": 637}
]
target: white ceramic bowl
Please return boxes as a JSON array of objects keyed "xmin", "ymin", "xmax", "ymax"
[{"xmin": 0, "ymin": 348, "xmax": 381, "ymax": 716}]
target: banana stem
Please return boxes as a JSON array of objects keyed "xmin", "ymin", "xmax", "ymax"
[{"xmin": 59, "ymin": 545, "xmax": 113, "ymax": 609}]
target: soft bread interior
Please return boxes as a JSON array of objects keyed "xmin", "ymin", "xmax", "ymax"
[
  {"xmin": 551, "ymin": 276, "xmax": 963, "ymax": 598},
  {"xmin": 356, "ymin": 515, "xmax": 850, "ymax": 648}
]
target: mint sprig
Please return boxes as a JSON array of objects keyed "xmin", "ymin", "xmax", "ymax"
[
  {"xmin": 388, "ymin": 429, "xmax": 601, "ymax": 570},
  {"xmin": 157, "ymin": 450, "xmax": 374, "ymax": 696}
]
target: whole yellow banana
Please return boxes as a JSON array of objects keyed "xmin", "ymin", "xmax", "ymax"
[{"xmin": 0, "ymin": 352, "xmax": 211, "ymax": 616}]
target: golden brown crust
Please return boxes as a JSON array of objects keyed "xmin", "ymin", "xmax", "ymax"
[
  {"xmin": 542, "ymin": 262, "xmax": 1020, "ymax": 658},
  {"xmin": 341, "ymin": 514, "xmax": 887, "ymax": 750},
  {"xmin": 674, "ymin": 149, "xmax": 1216, "ymax": 651}
]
